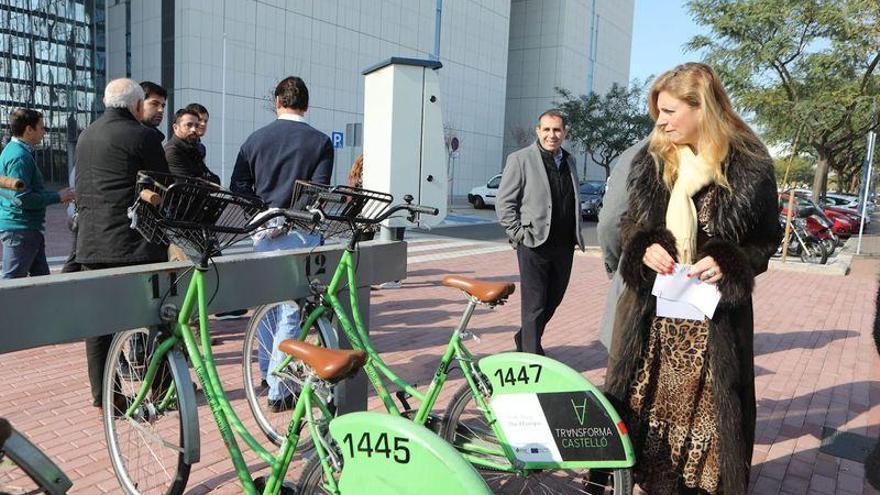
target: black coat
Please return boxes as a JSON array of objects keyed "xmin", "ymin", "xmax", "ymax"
[
  {"xmin": 74, "ymin": 108, "xmax": 170, "ymax": 264},
  {"xmin": 164, "ymin": 136, "xmax": 220, "ymax": 184},
  {"xmin": 605, "ymin": 139, "xmax": 781, "ymax": 494}
]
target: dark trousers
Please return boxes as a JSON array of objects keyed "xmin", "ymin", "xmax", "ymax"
[
  {"xmin": 82, "ymin": 261, "xmax": 161, "ymax": 406},
  {"xmin": 60, "ymin": 227, "xmax": 81, "ymax": 273},
  {"xmin": 0, "ymin": 229, "xmax": 50, "ymax": 279},
  {"xmin": 515, "ymin": 243, "xmax": 574, "ymax": 355}
]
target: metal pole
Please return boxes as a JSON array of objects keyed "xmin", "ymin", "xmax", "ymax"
[
  {"xmin": 587, "ymin": 0, "xmax": 597, "ymax": 94},
  {"xmin": 432, "ymin": 0, "xmax": 442, "ymax": 61},
  {"xmin": 780, "ymin": 125, "xmax": 803, "ymax": 263},
  {"xmin": 856, "ymin": 98, "xmax": 878, "ymax": 254},
  {"xmin": 220, "ymin": 0, "xmax": 227, "ymax": 184}
]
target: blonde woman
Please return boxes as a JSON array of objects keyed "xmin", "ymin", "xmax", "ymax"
[{"xmin": 605, "ymin": 63, "xmax": 781, "ymax": 494}]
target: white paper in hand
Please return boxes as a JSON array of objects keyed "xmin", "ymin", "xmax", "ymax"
[{"xmin": 652, "ymin": 264, "xmax": 721, "ymax": 320}]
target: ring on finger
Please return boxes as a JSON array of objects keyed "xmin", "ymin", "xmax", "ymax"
[{"xmin": 706, "ymin": 268, "xmax": 717, "ymax": 278}]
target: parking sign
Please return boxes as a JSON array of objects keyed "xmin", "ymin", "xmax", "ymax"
[{"xmin": 331, "ymin": 131, "xmax": 344, "ymax": 148}]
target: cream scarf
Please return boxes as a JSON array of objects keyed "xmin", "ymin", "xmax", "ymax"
[{"xmin": 665, "ymin": 146, "xmax": 715, "ymax": 264}]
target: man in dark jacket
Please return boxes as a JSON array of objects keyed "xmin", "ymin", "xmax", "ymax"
[
  {"xmin": 139, "ymin": 81, "xmax": 167, "ymax": 142},
  {"xmin": 75, "ymin": 78, "xmax": 170, "ymax": 410},
  {"xmin": 230, "ymin": 76, "xmax": 333, "ymax": 411},
  {"xmin": 165, "ymin": 108, "xmax": 220, "ymax": 184}
]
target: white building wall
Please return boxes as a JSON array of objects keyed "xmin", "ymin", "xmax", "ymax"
[
  {"xmin": 114, "ymin": 0, "xmax": 509, "ymax": 196},
  {"xmin": 110, "ymin": 0, "xmax": 630, "ymax": 194}
]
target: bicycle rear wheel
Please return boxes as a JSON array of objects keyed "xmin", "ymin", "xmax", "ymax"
[
  {"xmin": 103, "ymin": 328, "xmax": 195, "ymax": 495},
  {"xmin": 441, "ymin": 383, "xmax": 633, "ymax": 495},
  {"xmin": 242, "ymin": 302, "xmax": 338, "ymax": 447}
]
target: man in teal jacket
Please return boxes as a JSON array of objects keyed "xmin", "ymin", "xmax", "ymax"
[{"xmin": 0, "ymin": 108, "xmax": 75, "ymax": 278}]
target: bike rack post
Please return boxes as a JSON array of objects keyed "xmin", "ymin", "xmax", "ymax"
[{"xmin": 0, "ymin": 240, "xmax": 406, "ymax": 411}]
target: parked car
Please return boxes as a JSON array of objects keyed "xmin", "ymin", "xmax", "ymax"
[
  {"xmin": 579, "ymin": 180, "xmax": 605, "ymax": 219},
  {"xmin": 468, "ymin": 174, "xmax": 501, "ymax": 209},
  {"xmin": 823, "ymin": 192, "xmax": 875, "ymax": 214}
]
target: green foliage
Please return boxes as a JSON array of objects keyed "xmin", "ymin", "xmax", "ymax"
[
  {"xmin": 774, "ymin": 155, "xmax": 814, "ymax": 187},
  {"xmin": 554, "ymin": 81, "xmax": 654, "ymax": 179},
  {"xmin": 686, "ymin": 0, "xmax": 880, "ymax": 198}
]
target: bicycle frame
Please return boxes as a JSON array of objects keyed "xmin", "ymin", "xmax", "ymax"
[
  {"xmin": 123, "ymin": 266, "xmax": 335, "ymax": 495},
  {"xmin": 277, "ymin": 246, "xmax": 520, "ymax": 473}
]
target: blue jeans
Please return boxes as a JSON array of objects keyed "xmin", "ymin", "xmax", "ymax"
[
  {"xmin": 254, "ymin": 230, "xmax": 321, "ymax": 400},
  {"xmin": 1, "ymin": 230, "xmax": 49, "ymax": 279}
]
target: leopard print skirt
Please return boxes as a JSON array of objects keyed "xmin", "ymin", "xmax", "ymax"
[{"xmin": 627, "ymin": 316, "xmax": 721, "ymax": 494}]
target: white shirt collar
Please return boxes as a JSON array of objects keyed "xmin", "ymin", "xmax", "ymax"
[{"xmin": 277, "ymin": 113, "xmax": 307, "ymax": 123}]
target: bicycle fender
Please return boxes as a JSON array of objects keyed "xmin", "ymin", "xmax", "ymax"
[
  {"xmin": 477, "ymin": 352, "xmax": 635, "ymax": 468},
  {"xmin": 167, "ymin": 347, "xmax": 200, "ymax": 464},
  {"xmin": 328, "ymin": 412, "xmax": 492, "ymax": 494}
]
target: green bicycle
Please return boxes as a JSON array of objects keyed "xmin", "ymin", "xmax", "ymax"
[
  {"xmin": 104, "ymin": 172, "xmax": 492, "ymax": 495},
  {"xmin": 245, "ymin": 182, "xmax": 637, "ymax": 494}
]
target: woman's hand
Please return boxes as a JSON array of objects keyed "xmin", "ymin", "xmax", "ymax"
[
  {"xmin": 688, "ymin": 256, "xmax": 723, "ymax": 284},
  {"xmin": 643, "ymin": 243, "xmax": 675, "ymax": 275}
]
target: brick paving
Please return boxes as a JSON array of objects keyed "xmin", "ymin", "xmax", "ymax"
[{"xmin": 0, "ymin": 206, "xmax": 879, "ymax": 493}]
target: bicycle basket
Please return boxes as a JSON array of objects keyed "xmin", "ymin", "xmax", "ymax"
[
  {"xmin": 290, "ymin": 181, "xmax": 393, "ymax": 238},
  {"xmin": 129, "ymin": 171, "xmax": 266, "ymax": 258}
]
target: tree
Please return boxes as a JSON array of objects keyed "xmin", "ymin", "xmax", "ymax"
[
  {"xmin": 555, "ymin": 81, "xmax": 654, "ymax": 179},
  {"xmin": 774, "ymin": 155, "xmax": 814, "ymax": 188},
  {"xmin": 686, "ymin": 0, "xmax": 880, "ymax": 200}
]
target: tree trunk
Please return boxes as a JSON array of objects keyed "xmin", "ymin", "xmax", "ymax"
[{"xmin": 812, "ymin": 147, "xmax": 830, "ymax": 199}]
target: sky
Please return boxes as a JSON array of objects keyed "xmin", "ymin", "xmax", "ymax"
[{"xmin": 628, "ymin": 1, "xmax": 707, "ymax": 84}]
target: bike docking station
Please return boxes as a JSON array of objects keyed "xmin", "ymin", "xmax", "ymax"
[
  {"xmin": 362, "ymin": 57, "xmax": 449, "ymax": 237},
  {"xmin": 0, "ymin": 241, "xmax": 406, "ymax": 414}
]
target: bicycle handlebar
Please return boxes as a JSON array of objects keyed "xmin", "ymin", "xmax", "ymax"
[
  {"xmin": 139, "ymin": 189, "xmax": 161, "ymax": 206},
  {"xmin": 0, "ymin": 176, "xmax": 25, "ymax": 192},
  {"xmin": 371, "ymin": 203, "xmax": 439, "ymax": 224},
  {"xmin": 407, "ymin": 204, "xmax": 439, "ymax": 216}
]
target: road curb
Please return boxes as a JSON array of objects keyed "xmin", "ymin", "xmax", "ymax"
[{"xmin": 769, "ymin": 240, "xmax": 854, "ymax": 276}]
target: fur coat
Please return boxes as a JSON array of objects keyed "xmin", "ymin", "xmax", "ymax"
[{"xmin": 605, "ymin": 140, "xmax": 781, "ymax": 494}]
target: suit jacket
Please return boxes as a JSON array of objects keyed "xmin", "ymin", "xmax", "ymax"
[
  {"xmin": 164, "ymin": 136, "xmax": 220, "ymax": 184},
  {"xmin": 596, "ymin": 138, "xmax": 648, "ymax": 350},
  {"xmin": 230, "ymin": 119, "xmax": 333, "ymax": 208},
  {"xmin": 74, "ymin": 107, "xmax": 170, "ymax": 264},
  {"xmin": 496, "ymin": 141, "xmax": 584, "ymax": 249}
]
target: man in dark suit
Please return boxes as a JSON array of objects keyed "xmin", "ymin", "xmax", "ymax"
[
  {"xmin": 165, "ymin": 108, "xmax": 220, "ymax": 184},
  {"xmin": 496, "ymin": 110, "xmax": 584, "ymax": 355},
  {"xmin": 75, "ymin": 78, "xmax": 170, "ymax": 411},
  {"xmin": 230, "ymin": 76, "xmax": 333, "ymax": 411}
]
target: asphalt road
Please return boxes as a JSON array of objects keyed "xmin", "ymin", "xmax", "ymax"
[{"xmin": 414, "ymin": 215, "xmax": 601, "ymax": 245}]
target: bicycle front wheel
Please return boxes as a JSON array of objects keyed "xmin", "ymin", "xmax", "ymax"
[
  {"xmin": 296, "ymin": 453, "xmax": 340, "ymax": 495},
  {"xmin": 103, "ymin": 328, "xmax": 194, "ymax": 495},
  {"xmin": 441, "ymin": 383, "xmax": 633, "ymax": 495},
  {"xmin": 242, "ymin": 302, "xmax": 338, "ymax": 447}
]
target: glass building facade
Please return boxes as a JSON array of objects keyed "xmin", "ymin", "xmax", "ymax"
[{"xmin": 0, "ymin": 0, "xmax": 106, "ymax": 183}]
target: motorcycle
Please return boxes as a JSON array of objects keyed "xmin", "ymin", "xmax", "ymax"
[{"xmin": 775, "ymin": 212, "xmax": 828, "ymax": 265}]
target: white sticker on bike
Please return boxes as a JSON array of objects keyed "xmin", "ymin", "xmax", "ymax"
[{"xmin": 490, "ymin": 393, "xmax": 562, "ymax": 463}]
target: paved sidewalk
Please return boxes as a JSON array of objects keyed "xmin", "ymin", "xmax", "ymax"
[{"xmin": 1, "ymin": 246, "xmax": 879, "ymax": 493}]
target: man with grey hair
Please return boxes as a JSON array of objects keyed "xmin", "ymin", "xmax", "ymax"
[{"xmin": 74, "ymin": 78, "xmax": 170, "ymax": 412}]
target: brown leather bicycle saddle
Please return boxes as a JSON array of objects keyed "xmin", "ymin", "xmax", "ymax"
[
  {"xmin": 441, "ymin": 275, "xmax": 515, "ymax": 304},
  {"xmin": 277, "ymin": 340, "xmax": 367, "ymax": 383}
]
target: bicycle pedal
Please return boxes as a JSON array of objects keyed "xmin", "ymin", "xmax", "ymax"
[
  {"xmin": 395, "ymin": 390, "xmax": 413, "ymax": 410},
  {"xmin": 253, "ymin": 475, "xmax": 297, "ymax": 495}
]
